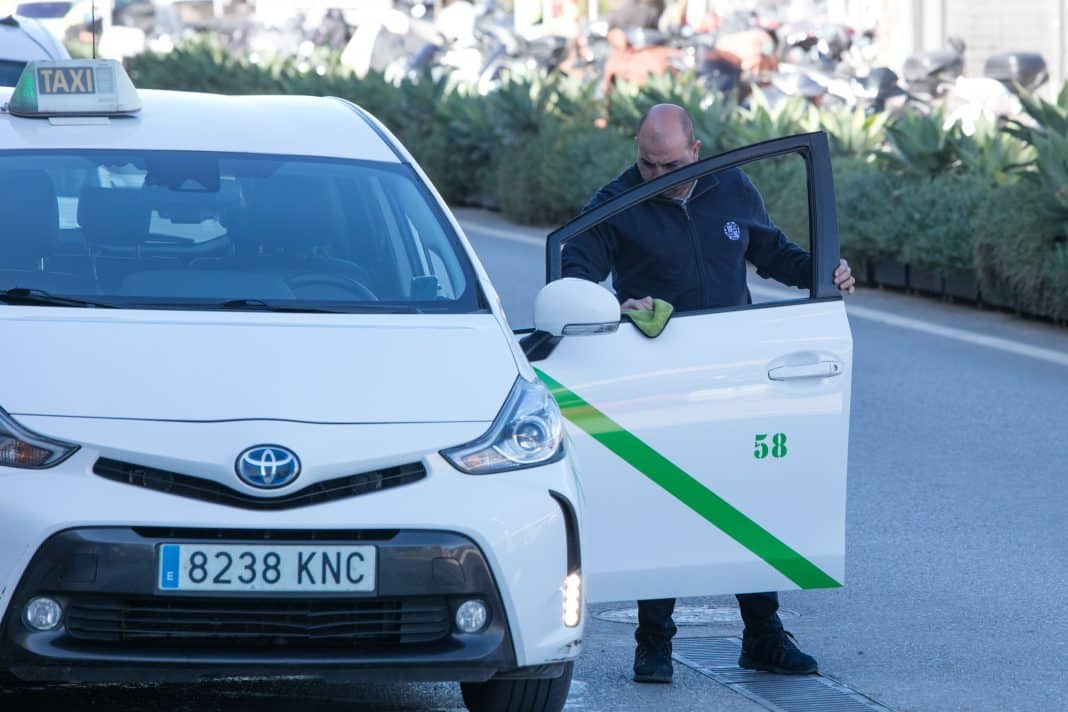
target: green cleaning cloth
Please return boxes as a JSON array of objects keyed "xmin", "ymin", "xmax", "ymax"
[{"xmin": 622, "ymin": 299, "xmax": 674, "ymax": 338}]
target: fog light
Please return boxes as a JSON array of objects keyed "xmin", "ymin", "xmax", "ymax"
[
  {"xmin": 24, "ymin": 596, "xmax": 62, "ymax": 631},
  {"xmin": 563, "ymin": 573, "xmax": 582, "ymax": 627},
  {"xmin": 455, "ymin": 599, "xmax": 488, "ymax": 633}
]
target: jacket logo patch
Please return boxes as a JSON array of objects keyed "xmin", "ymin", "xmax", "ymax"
[{"xmin": 724, "ymin": 221, "xmax": 741, "ymax": 241}]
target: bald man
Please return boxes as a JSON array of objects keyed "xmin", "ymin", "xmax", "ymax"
[{"xmin": 563, "ymin": 104, "xmax": 854, "ymax": 684}]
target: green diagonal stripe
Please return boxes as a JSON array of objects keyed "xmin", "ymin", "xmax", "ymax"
[{"xmin": 535, "ymin": 368, "xmax": 840, "ymax": 590}]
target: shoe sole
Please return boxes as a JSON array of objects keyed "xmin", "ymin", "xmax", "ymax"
[
  {"xmin": 633, "ymin": 673, "xmax": 673, "ymax": 684},
  {"xmin": 738, "ymin": 654, "xmax": 818, "ymax": 675}
]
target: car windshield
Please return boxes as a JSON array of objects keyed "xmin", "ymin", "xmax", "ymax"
[
  {"xmin": 0, "ymin": 150, "xmax": 483, "ymax": 313},
  {"xmin": 14, "ymin": 2, "xmax": 73, "ymax": 18},
  {"xmin": 0, "ymin": 60, "xmax": 26, "ymax": 87}
]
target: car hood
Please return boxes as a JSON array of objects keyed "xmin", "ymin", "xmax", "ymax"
[{"xmin": 0, "ymin": 308, "xmax": 518, "ymax": 423}]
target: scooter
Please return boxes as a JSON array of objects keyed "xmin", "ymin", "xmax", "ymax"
[
  {"xmin": 983, "ymin": 51, "xmax": 1048, "ymax": 95},
  {"xmin": 851, "ymin": 67, "xmax": 908, "ymax": 116},
  {"xmin": 901, "ymin": 35, "xmax": 965, "ymax": 109}
]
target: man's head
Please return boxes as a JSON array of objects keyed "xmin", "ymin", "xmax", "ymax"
[{"xmin": 635, "ymin": 104, "xmax": 701, "ymax": 197}]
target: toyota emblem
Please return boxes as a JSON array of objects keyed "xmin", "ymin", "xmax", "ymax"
[{"xmin": 235, "ymin": 445, "xmax": 301, "ymax": 489}]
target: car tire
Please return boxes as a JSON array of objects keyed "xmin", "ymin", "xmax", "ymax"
[{"xmin": 460, "ymin": 661, "xmax": 573, "ymax": 712}]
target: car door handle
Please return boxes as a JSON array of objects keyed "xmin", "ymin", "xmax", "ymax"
[{"xmin": 768, "ymin": 360, "xmax": 843, "ymax": 381}]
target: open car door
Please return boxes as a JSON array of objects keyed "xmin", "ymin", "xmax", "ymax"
[{"xmin": 525, "ymin": 133, "xmax": 852, "ymax": 603}]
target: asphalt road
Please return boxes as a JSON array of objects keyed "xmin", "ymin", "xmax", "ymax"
[{"xmin": 5, "ymin": 209, "xmax": 1066, "ymax": 712}]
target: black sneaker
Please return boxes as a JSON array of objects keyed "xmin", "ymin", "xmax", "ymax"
[
  {"xmin": 738, "ymin": 630, "xmax": 818, "ymax": 675},
  {"xmin": 633, "ymin": 638, "xmax": 674, "ymax": 683}
]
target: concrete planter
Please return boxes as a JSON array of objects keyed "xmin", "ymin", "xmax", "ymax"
[
  {"xmin": 859, "ymin": 259, "xmax": 875, "ymax": 286},
  {"xmin": 943, "ymin": 269, "xmax": 980, "ymax": 303},
  {"xmin": 908, "ymin": 265, "xmax": 943, "ymax": 296},
  {"xmin": 980, "ymin": 279, "xmax": 1016, "ymax": 310},
  {"xmin": 871, "ymin": 258, "xmax": 908, "ymax": 289}
]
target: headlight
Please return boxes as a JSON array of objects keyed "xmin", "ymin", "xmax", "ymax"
[
  {"xmin": 0, "ymin": 407, "xmax": 78, "ymax": 469},
  {"xmin": 441, "ymin": 377, "xmax": 564, "ymax": 474}
]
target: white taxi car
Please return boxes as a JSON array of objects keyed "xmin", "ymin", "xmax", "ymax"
[
  {"xmin": 0, "ymin": 12, "xmax": 69, "ymax": 86},
  {"xmin": 0, "ymin": 60, "xmax": 852, "ymax": 711}
]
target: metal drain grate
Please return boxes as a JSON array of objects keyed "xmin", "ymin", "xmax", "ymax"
[{"xmin": 672, "ymin": 637, "xmax": 892, "ymax": 712}]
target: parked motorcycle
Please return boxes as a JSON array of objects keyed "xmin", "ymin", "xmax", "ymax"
[
  {"xmin": 983, "ymin": 51, "xmax": 1048, "ymax": 95},
  {"xmin": 851, "ymin": 67, "xmax": 908, "ymax": 115},
  {"xmin": 902, "ymin": 36, "xmax": 965, "ymax": 103}
]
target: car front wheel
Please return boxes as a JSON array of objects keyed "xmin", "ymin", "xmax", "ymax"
[{"xmin": 460, "ymin": 661, "xmax": 574, "ymax": 712}]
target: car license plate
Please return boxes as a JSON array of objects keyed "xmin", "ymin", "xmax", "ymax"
[{"xmin": 157, "ymin": 544, "xmax": 375, "ymax": 593}]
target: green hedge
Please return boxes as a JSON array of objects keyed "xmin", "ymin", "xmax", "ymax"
[{"xmin": 126, "ymin": 41, "xmax": 1068, "ymax": 322}]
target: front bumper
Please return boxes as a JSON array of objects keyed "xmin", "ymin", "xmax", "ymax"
[
  {"xmin": 0, "ymin": 421, "xmax": 585, "ymax": 683},
  {"xmin": 2, "ymin": 527, "xmax": 521, "ymax": 683}
]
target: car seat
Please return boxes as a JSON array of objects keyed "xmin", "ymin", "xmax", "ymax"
[{"xmin": 0, "ymin": 169, "xmax": 60, "ymax": 271}]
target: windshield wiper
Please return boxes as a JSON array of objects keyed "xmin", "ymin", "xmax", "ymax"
[
  {"xmin": 0, "ymin": 288, "xmax": 116, "ymax": 308},
  {"xmin": 212, "ymin": 299, "xmax": 418, "ymax": 314},
  {"xmin": 208, "ymin": 299, "xmax": 342, "ymax": 313}
]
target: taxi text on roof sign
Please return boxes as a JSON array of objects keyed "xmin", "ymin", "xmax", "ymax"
[
  {"xmin": 9, "ymin": 59, "xmax": 141, "ymax": 118},
  {"xmin": 37, "ymin": 65, "xmax": 98, "ymax": 94}
]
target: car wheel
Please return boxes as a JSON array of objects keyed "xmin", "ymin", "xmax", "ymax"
[{"xmin": 460, "ymin": 662, "xmax": 573, "ymax": 712}]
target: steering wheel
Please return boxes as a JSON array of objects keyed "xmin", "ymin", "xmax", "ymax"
[{"xmin": 286, "ymin": 273, "xmax": 378, "ymax": 301}]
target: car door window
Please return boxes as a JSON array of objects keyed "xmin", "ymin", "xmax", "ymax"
[{"xmin": 547, "ymin": 133, "xmax": 842, "ymax": 312}]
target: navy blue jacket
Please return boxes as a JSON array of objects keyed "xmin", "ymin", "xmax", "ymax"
[{"xmin": 562, "ymin": 165, "xmax": 811, "ymax": 312}]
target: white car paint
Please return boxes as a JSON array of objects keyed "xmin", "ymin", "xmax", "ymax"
[
  {"xmin": 0, "ymin": 310, "xmax": 517, "ymax": 422},
  {"xmin": 535, "ymin": 300, "xmax": 852, "ymax": 602},
  {"xmin": 0, "ymin": 88, "xmax": 398, "ymax": 162},
  {"xmin": 0, "ymin": 14, "xmax": 69, "ymax": 70},
  {"xmin": 0, "ymin": 429, "xmax": 578, "ymax": 667}
]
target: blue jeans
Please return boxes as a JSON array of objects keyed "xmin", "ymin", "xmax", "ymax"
[{"xmin": 636, "ymin": 593, "xmax": 783, "ymax": 645}]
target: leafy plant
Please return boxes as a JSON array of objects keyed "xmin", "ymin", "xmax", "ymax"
[
  {"xmin": 483, "ymin": 71, "xmax": 564, "ymax": 145},
  {"xmin": 953, "ymin": 119, "xmax": 1034, "ymax": 186},
  {"xmin": 819, "ymin": 106, "xmax": 888, "ymax": 158},
  {"xmin": 724, "ymin": 89, "xmax": 817, "ymax": 149},
  {"xmin": 1025, "ymin": 131, "xmax": 1068, "ymax": 225},
  {"xmin": 881, "ymin": 108, "xmax": 963, "ymax": 177},
  {"xmin": 1046, "ymin": 243, "xmax": 1068, "ymax": 320},
  {"xmin": 491, "ymin": 117, "xmax": 632, "ymax": 225},
  {"xmin": 832, "ymin": 157, "xmax": 903, "ymax": 261},
  {"xmin": 897, "ymin": 173, "xmax": 988, "ymax": 271},
  {"xmin": 973, "ymin": 179, "xmax": 1066, "ymax": 316},
  {"xmin": 607, "ymin": 72, "xmax": 736, "ymax": 153},
  {"xmin": 1004, "ymin": 83, "xmax": 1068, "ymax": 146},
  {"xmin": 745, "ymin": 154, "xmax": 811, "ymax": 250}
]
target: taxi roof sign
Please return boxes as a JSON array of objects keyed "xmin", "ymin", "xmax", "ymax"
[{"xmin": 9, "ymin": 59, "xmax": 141, "ymax": 118}]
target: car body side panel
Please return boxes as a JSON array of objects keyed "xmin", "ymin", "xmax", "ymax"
[{"xmin": 536, "ymin": 300, "xmax": 853, "ymax": 603}]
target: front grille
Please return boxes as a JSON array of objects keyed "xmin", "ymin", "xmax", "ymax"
[
  {"xmin": 65, "ymin": 596, "xmax": 451, "ymax": 649},
  {"xmin": 93, "ymin": 458, "xmax": 427, "ymax": 510},
  {"xmin": 131, "ymin": 528, "xmax": 398, "ymax": 541}
]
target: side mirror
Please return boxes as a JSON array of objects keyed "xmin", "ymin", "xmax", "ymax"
[{"xmin": 533, "ymin": 278, "xmax": 620, "ymax": 337}]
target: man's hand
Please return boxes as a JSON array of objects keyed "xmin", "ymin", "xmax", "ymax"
[
  {"xmin": 834, "ymin": 259, "xmax": 855, "ymax": 294},
  {"xmin": 621, "ymin": 296, "xmax": 655, "ymax": 311}
]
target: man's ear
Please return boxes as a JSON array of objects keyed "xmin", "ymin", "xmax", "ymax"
[{"xmin": 693, "ymin": 140, "xmax": 702, "ymax": 158}]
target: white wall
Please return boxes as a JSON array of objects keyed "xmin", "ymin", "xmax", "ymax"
[{"xmin": 857, "ymin": 0, "xmax": 1067, "ymax": 94}]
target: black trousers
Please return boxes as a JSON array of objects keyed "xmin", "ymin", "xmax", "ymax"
[{"xmin": 635, "ymin": 593, "xmax": 783, "ymax": 645}]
